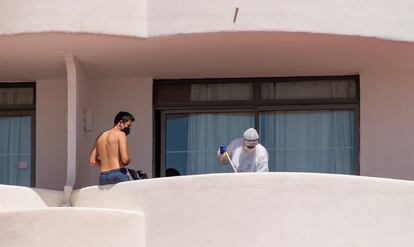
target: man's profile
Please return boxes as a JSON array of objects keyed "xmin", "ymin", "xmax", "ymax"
[{"xmin": 89, "ymin": 111, "xmax": 135, "ymax": 185}]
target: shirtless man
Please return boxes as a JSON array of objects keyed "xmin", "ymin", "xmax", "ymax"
[{"xmin": 89, "ymin": 111, "xmax": 135, "ymax": 185}]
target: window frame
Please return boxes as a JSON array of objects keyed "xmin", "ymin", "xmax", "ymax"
[
  {"xmin": 0, "ymin": 82, "xmax": 36, "ymax": 186},
  {"xmin": 154, "ymin": 76, "xmax": 359, "ymax": 177}
]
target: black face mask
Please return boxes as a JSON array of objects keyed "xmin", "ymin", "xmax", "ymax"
[{"xmin": 122, "ymin": 127, "xmax": 130, "ymax": 136}]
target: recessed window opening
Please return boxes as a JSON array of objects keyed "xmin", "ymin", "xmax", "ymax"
[{"xmin": 154, "ymin": 76, "xmax": 359, "ymax": 177}]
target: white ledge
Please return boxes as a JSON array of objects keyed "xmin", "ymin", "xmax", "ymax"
[{"xmin": 1, "ymin": 0, "xmax": 414, "ymax": 43}]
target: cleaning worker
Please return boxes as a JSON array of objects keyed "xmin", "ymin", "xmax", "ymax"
[{"xmin": 217, "ymin": 128, "xmax": 269, "ymax": 172}]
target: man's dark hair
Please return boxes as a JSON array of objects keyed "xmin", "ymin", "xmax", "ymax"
[
  {"xmin": 166, "ymin": 168, "xmax": 181, "ymax": 177},
  {"xmin": 114, "ymin": 111, "xmax": 135, "ymax": 125}
]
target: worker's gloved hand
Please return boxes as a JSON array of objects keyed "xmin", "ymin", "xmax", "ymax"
[{"xmin": 219, "ymin": 144, "xmax": 227, "ymax": 154}]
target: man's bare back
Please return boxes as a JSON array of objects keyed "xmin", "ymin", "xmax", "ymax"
[
  {"xmin": 97, "ymin": 129, "xmax": 126, "ymax": 172},
  {"xmin": 90, "ymin": 111, "xmax": 134, "ymax": 185},
  {"xmin": 90, "ymin": 124, "xmax": 131, "ymax": 172}
]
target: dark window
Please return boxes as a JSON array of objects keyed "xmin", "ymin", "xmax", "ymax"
[
  {"xmin": 154, "ymin": 76, "xmax": 359, "ymax": 177},
  {"xmin": 0, "ymin": 83, "xmax": 36, "ymax": 187}
]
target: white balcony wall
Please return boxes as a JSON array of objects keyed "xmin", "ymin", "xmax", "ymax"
[
  {"xmin": 0, "ymin": 0, "xmax": 147, "ymax": 37},
  {"xmin": 3, "ymin": 173, "xmax": 414, "ymax": 246},
  {"xmin": 1, "ymin": 1, "xmax": 414, "ymax": 43},
  {"xmin": 0, "ymin": 208, "xmax": 145, "ymax": 247},
  {"xmin": 71, "ymin": 173, "xmax": 414, "ymax": 247},
  {"xmin": 148, "ymin": 0, "xmax": 414, "ymax": 42},
  {"xmin": 0, "ymin": 185, "xmax": 64, "ymax": 210}
]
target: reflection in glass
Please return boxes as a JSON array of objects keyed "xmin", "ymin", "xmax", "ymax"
[
  {"xmin": 0, "ymin": 88, "xmax": 34, "ymax": 105},
  {"xmin": 191, "ymin": 83, "xmax": 253, "ymax": 101},
  {"xmin": 165, "ymin": 113, "xmax": 254, "ymax": 175},
  {"xmin": 259, "ymin": 110, "xmax": 356, "ymax": 174},
  {"xmin": 261, "ymin": 80, "xmax": 356, "ymax": 100}
]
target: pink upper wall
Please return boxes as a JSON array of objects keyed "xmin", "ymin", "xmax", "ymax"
[
  {"xmin": 36, "ymin": 79, "xmax": 67, "ymax": 190},
  {"xmin": 360, "ymin": 70, "xmax": 414, "ymax": 180},
  {"xmin": 35, "ymin": 76, "xmax": 153, "ymax": 189},
  {"xmin": 75, "ymin": 77, "xmax": 153, "ymax": 188}
]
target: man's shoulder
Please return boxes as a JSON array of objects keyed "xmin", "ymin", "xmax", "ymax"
[
  {"xmin": 110, "ymin": 130, "xmax": 127, "ymax": 143},
  {"xmin": 98, "ymin": 129, "xmax": 123, "ymax": 141},
  {"xmin": 255, "ymin": 143, "xmax": 266, "ymax": 149},
  {"xmin": 256, "ymin": 144, "xmax": 269, "ymax": 155}
]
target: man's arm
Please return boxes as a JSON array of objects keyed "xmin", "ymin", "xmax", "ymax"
[
  {"xmin": 119, "ymin": 133, "xmax": 130, "ymax": 166},
  {"xmin": 256, "ymin": 148, "xmax": 269, "ymax": 172},
  {"xmin": 89, "ymin": 144, "xmax": 100, "ymax": 167}
]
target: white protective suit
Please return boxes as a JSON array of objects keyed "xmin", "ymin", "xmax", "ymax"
[{"xmin": 218, "ymin": 137, "xmax": 269, "ymax": 172}]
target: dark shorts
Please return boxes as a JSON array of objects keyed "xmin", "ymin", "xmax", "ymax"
[{"xmin": 99, "ymin": 168, "xmax": 129, "ymax": 185}]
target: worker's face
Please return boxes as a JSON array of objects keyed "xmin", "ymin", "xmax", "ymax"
[{"xmin": 243, "ymin": 139, "xmax": 258, "ymax": 151}]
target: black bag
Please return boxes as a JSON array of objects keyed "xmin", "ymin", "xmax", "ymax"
[
  {"xmin": 137, "ymin": 170, "xmax": 148, "ymax": 179},
  {"xmin": 127, "ymin": 169, "xmax": 148, "ymax": 180}
]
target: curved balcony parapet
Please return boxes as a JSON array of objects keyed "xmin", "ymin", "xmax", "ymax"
[
  {"xmin": 1, "ymin": 174, "xmax": 414, "ymax": 246},
  {"xmin": 0, "ymin": 0, "xmax": 147, "ymax": 37},
  {"xmin": 0, "ymin": 185, "xmax": 64, "ymax": 211},
  {"xmin": 0, "ymin": 208, "xmax": 144, "ymax": 247},
  {"xmin": 1, "ymin": 0, "xmax": 414, "ymax": 43},
  {"xmin": 71, "ymin": 173, "xmax": 414, "ymax": 246},
  {"xmin": 148, "ymin": 0, "xmax": 414, "ymax": 42}
]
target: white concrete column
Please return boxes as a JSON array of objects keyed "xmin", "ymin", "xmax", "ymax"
[{"xmin": 65, "ymin": 54, "xmax": 78, "ymax": 188}]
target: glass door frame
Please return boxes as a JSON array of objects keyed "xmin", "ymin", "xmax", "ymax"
[{"xmin": 159, "ymin": 104, "xmax": 359, "ymax": 177}]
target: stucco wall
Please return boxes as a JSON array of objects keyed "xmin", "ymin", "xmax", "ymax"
[
  {"xmin": 147, "ymin": 0, "xmax": 414, "ymax": 42},
  {"xmin": 1, "ymin": 0, "xmax": 414, "ymax": 43},
  {"xmin": 71, "ymin": 173, "xmax": 414, "ymax": 247},
  {"xmin": 360, "ymin": 69, "xmax": 414, "ymax": 180},
  {"xmin": 0, "ymin": 0, "xmax": 147, "ymax": 37},
  {"xmin": 2, "ymin": 173, "xmax": 414, "ymax": 246},
  {"xmin": 0, "ymin": 208, "xmax": 144, "ymax": 247},
  {"xmin": 74, "ymin": 59, "xmax": 93, "ymax": 188},
  {"xmin": 36, "ymin": 76, "xmax": 153, "ymax": 189},
  {"xmin": 0, "ymin": 185, "xmax": 64, "ymax": 211},
  {"xmin": 75, "ymin": 77, "xmax": 153, "ymax": 188},
  {"xmin": 36, "ymin": 79, "xmax": 67, "ymax": 190}
]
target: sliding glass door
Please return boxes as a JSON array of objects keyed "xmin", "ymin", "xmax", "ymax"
[
  {"xmin": 163, "ymin": 112, "xmax": 254, "ymax": 176},
  {"xmin": 259, "ymin": 110, "xmax": 356, "ymax": 174},
  {"xmin": 0, "ymin": 114, "xmax": 34, "ymax": 186}
]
